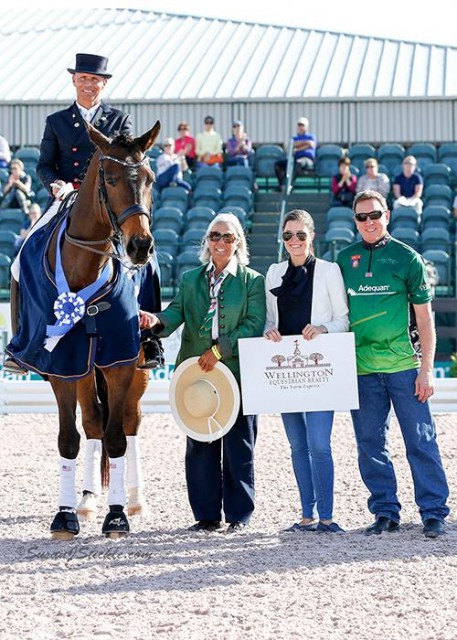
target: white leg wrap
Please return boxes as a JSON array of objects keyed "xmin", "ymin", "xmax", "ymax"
[
  {"xmin": 58, "ymin": 457, "xmax": 77, "ymax": 509},
  {"xmin": 126, "ymin": 435, "xmax": 143, "ymax": 490},
  {"xmin": 107, "ymin": 456, "xmax": 126, "ymax": 507},
  {"xmin": 82, "ymin": 439, "xmax": 102, "ymax": 495}
]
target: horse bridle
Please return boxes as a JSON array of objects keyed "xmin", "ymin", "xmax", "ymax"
[
  {"xmin": 65, "ymin": 153, "xmax": 153, "ymax": 269},
  {"xmin": 97, "ymin": 153, "xmax": 151, "ymax": 236}
]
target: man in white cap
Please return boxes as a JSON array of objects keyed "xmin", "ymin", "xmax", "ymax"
[{"xmin": 275, "ymin": 117, "xmax": 317, "ymax": 190}]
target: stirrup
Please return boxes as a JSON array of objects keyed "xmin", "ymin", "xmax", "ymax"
[{"xmin": 138, "ymin": 334, "xmax": 165, "ymax": 369}]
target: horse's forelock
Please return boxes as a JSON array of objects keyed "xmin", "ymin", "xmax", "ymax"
[
  {"xmin": 109, "ymin": 133, "xmax": 145, "ymax": 160},
  {"xmin": 110, "ymin": 132, "xmax": 136, "ymax": 149}
]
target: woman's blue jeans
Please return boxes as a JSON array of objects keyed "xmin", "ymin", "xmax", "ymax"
[
  {"xmin": 281, "ymin": 411, "xmax": 334, "ymax": 520},
  {"xmin": 351, "ymin": 370, "xmax": 449, "ymax": 523}
]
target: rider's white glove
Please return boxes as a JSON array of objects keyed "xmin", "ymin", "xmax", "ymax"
[{"xmin": 50, "ymin": 182, "xmax": 74, "ymax": 201}]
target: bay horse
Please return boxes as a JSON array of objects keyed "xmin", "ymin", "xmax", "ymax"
[{"xmin": 7, "ymin": 121, "xmax": 161, "ymax": 539}]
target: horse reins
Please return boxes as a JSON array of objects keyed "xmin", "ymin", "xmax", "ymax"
[{"xmin": 64, "ymin": 153, "xmax": 153, "ymax": 270}]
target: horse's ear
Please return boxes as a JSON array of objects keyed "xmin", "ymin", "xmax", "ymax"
[
  {"xmin": 85, "ymin": 121, "xmax": 112, "ymax": 154},
  {"xmin": 136, "ymin": 121, "xmax": 161, "ymax": 153}
]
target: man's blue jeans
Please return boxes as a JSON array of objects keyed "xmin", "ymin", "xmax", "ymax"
[
  {"xmin": 281, "ymin": 411, "xmax": 334, "ymax": 520},
  {"xmin": 156, "ymin": 165, "xmax": 191, "ymax": 192},
  {"xmin": 351, "ymin": 369, "xmax": 449, "ymax": 524}
]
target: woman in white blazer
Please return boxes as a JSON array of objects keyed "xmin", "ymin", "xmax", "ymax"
[{"xmin": 264, "ymin": 209, "xmax": 349, "ymax": 533}]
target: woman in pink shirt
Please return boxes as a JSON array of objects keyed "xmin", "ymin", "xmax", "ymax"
[{"xmin": 174, "ymin": 122, "xmax": 196, "ymax": 171}]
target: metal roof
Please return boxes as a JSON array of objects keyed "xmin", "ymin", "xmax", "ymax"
[{"xmin": 1, "ymin": 8, "xmax": 456, "ymax": 102}]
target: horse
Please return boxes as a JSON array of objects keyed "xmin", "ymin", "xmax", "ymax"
[{"xmin": 6, "ymin": 121, "xmax": 161, "ymax": 539}]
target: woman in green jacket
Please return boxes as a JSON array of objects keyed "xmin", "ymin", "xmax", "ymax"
[{"xmin": 140, "ymin": 213, "xmax": 266, "ymax": 533}]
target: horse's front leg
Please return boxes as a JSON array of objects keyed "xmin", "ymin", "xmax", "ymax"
[
  {"xmin": 124, "ymin": 367, "xmax": 150, "ymax": 516},
  {"xmin": 76, "ymin": 372, "xmax": 104, "ymax": 521},
  {"xmin": 100, "ymin": 364, "xmax": 137, "ymax": 538},
  {"xmin": 48, "ymin": 377, "xmax": 80, "ymax": 540}
]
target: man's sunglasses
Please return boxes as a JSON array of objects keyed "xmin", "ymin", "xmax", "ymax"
[
  {"xmin": 207, "ymin": 231, "xmax": 236, "ymax": 244},
  {"xmin": 354, "ymin": 210, "xmax": 385, "ymax": 222},
  {"xmin": 282, "ymin": 231, "xmax": 308, "ymax": 242}
]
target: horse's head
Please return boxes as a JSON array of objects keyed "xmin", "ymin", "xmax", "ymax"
[{"xmin": 86, "ymin": 121, "xmax": 161, "ymax": 265}]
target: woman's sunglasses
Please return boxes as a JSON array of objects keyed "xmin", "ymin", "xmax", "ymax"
[
  {"xmin": 282, "ymin": 231, "xmax": 308, "ymax": 242},
  {"xmin": 207, "ymin": 231, "xmax": 236, "ymax": 244},
  {"xmin": 354, "ymin": 210, "xmax": 385, "ymax": 222}
]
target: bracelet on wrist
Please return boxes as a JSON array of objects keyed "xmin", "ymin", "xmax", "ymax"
[{"xmin": 211, "ymin": 345, "xmax": 222, "ymax": 360}]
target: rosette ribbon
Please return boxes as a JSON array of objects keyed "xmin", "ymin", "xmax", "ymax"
[{"xmin": 45, "ymin": 220, "xmax": 112, "ymax": 352}]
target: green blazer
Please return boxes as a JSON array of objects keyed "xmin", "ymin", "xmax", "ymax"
[{"xmin": 157, "ymin": 263, "xmax": 266, "ymax": 381}]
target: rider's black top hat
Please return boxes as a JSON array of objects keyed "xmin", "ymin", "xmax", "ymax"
[{"xmin": 67, "ymin": 53, "xmax": 112, "ymax": 78}]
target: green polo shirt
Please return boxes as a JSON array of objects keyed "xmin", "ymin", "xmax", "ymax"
[{"xmin": 336, "ymin": 236, "xmax": 433, "ymax": 375}]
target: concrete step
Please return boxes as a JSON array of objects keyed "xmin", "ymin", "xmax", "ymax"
[
  {"xmin": 248, "ymin": 239, "xmax": 278, "ymax": 251},
  {"xmin": 249, "ymin": 255, "xmax": 278, "ymax": 275},
  {"xmin": 252, "ymin": 191, "xmax": 331, "ymax": 238}
]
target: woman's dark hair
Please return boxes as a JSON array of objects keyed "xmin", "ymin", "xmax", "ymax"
[
  {"xmin": 282, "ymin": 209, "xmax": 315, "ymax": 233},
  {"xmin": 282, "ymin": 209, "xmax": 315, "ymax": 254}
]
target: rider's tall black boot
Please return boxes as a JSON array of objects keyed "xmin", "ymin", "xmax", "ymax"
[
  {"xmin": 3, "ymin": 277, "xmax": 28, "ymax": 375},
  {"xmin": 138, "ymin": 329, "xmax": 165, "ymax": 370}
]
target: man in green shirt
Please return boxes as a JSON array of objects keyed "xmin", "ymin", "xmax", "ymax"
[{"xmin": 337, "ymin": 189, "xmax": 449, "ymax": 538}]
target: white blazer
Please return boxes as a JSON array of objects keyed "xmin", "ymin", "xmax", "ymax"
[{"xmin": 264, "ymin": 258, "xmax": 349, "ymax": 334}]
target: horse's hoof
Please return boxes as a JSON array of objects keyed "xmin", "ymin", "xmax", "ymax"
[
  {"xmin": 52, "ymin": 530, "xmax": 77, "ymax": 541},
  {"xmin": 127, "ymin": 502, "xmax": 144, "ymax": 517},
  {"xmin": 77, "ymin": 493, "xmax": 98, "ymax": 521},
  {"xmin": 50, "ymin": 510, "xmax": 80, "ymax": 540},
  {"xmin": 106, "ymin": 531, "xmax": 127, "ymax": 540},
  {"xmin": 127, "ymin": 489, "xmax": 147, "ymax": 517},
  {"xmin": 102, "ymin": 510, "xmax": 130, "ymax": 539},
  {"xmin": 77, "ymin": 509, "xmax": 97, "ymax": 522}
]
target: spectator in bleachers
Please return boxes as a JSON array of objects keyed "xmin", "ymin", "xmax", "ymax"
[
  {"xmin": 225, "ymin": 120, "xmax": 254, "ymax": 168},
  {"xmin": 453, "ymin": 191, "xmax": 457, "ymax": 219},
  {"xmin": 0, "ymin": 134, "xmax": 11, "ymax": 168},
  {"xmin": 330, "ymin": 157, "xmax": 357, "ymax": 207},
  {"xmin": 195, "ymin": 115, "xmax": 223, "ymax": 168},
  {"xmin": 174, "ymin": 122, "xmax": 196, "ymax": 171},
  {"xmin": 14, "ymin": 203, "xmax": 42, "ymax": 254},
  {"xmin": 392, "ymin": 155, "xmax": 424, "ymax": 215},
  {"xmin": 274, "ymin": 117, "xmax": 317, "ymax": 191},
  {"xmin": 356, "ymin": 158, "xmax": 390, "ymax": 199},
  {"xmin": 156, "ymin": 137, "xmax": 191, "ymax": 193},
  {"xmin": 0, "ymin": 159, "xmax": 32, "ymax": 213}
]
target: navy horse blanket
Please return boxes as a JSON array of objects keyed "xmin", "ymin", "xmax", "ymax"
[{"xmin": 6, "ymin": 211, "xmax": 156, "ymax": 381}]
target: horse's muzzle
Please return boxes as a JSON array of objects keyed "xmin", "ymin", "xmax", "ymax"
[{"xmin": 127, "ymin": 235, "xmax": 154, "ymax": 264}]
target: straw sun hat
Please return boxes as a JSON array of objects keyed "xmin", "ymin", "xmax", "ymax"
[{"xmin": 170, "ymin": 357, "xmax": 240, "ymax": 442}]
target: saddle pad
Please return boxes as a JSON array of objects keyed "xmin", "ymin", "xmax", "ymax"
[{"xmin": 7, "ymin": 214, "xmax": 143, "ymax": 380}]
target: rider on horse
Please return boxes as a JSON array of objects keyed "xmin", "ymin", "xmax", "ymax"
[{"xmin": 4, "ymin": 52, "xmax": 163, "ymax": 374}]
